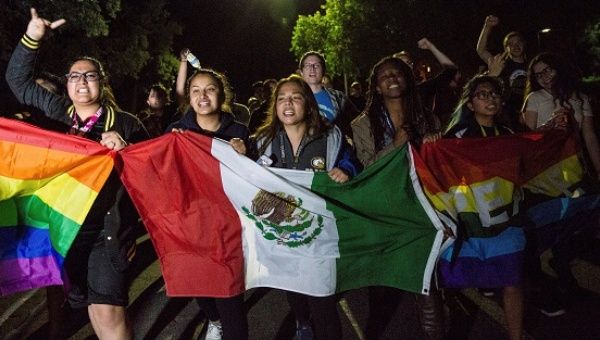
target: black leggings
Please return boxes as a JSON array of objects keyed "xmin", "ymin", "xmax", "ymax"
[
  {"xmin": 196, "ymin": 294, "xmax": 247, "ymax": 340},
  {"xmin": 286, "ymin": 291, "xmax": 342, "ymax": 340}
]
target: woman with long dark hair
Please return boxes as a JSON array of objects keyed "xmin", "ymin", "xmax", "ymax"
[
  {"xmin": 443, "ymin": 74, "xmax": 525, "ymax": 340},
  {"xmin": 352, "ymin": 56, "xmax": 437, "ymax": 167},
  {"xmin": 523, "ymin": 52, "xmax": 600, "ymax": 178},
  {"xmin": 250, "ymin": 74, "xmax": 360, "ymax": 340},
  {"xmin": 351, "ymin": 56, "xmax": 443, "ymax": 340}
]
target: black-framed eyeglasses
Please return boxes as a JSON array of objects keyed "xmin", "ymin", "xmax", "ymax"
[
  {"xmin": 302, "ymin": 63, "xmax": 323, "ymax": 71},
  {"xmin": 65, "ymin": 71, "xmax": 101, "ymax": 83},
  {"xmin": 473, "ymin": 90, "xmax": 500, "ymax": 100}
]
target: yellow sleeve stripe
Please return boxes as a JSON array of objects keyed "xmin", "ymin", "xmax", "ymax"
[
  {"xmin": 21, "ymin": 34, "xmax": 40, "ymax": 50},
  {"xmin": 105, "ymin": 106, "xmax": 115, "ymax": 131}
]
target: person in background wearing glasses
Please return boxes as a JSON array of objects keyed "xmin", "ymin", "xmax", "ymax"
[
  {"xmin": 523, "ymin": 52, "xmax": 600, "ymax": 178},
  {"xmin": 444, "ymin": 75, "xmax": 524, "ymax": 340},
  {"xmin": 444, "ymin": 75, "xmax": 513, "ymax": 137},
  {"xmin": 6, "ymin": 8, "xmax": 146, "ymax": 340},
  {"xmin": 298, "ymin": 51, "xmax": 358, "ymax": 138},
  {"xmin": 522, "ymin": 52, "xmax": 600, "ymax": 316}
]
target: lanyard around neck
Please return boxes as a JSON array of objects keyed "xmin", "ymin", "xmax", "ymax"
[
  {"xmin": 71, "ymin": 107, "xmax": 103, "ymax": 134},
  {"xmin": 479, "ymin": 124, "xmax": 499, "ymax": 137}
]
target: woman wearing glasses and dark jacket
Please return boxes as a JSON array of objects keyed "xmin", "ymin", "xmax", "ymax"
[
  {"xmin": 5, "ymin": 8, "xmax": 146, "ymax": 340},
  {"xmin": 443, "ymin": 75, "xmax": 524, "ymax": 340}
]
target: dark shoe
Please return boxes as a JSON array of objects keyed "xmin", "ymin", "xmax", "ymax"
[
  {"xmin": 414, "ymin": 291, "xmax": 445, "ymax": 340},
  {"xmin": 548, "ymin": 257, "xmax": 578, "ymax": 293}
]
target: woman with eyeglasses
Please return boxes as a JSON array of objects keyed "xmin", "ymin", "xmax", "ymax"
[
  {"xmin": 443, "ymin": 75, "xmax": 524, "ymax": 340},
  {"xmin": 6, "ymin": 9, "xmax": 146, "ymax": 340},
  {"xmin": 523, "ymin": 53, "xmax": 600, "ymax": 314},
  {"xmin": 523, "ymin": 52, "xmax": 600, "ymax": 178},
  {"xmin": 444, "ymin": 75, "xmax": 514, "ymax": 137}
]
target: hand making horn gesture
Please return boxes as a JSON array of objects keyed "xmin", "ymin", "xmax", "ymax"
[{"xmin": 25, "ymin": 8, "xmax": 66, "ymax": 41}]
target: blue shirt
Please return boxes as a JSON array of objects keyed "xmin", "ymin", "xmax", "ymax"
[{"xmin": 314, "ymin": 90, "xmax": 336, "ymax": 122}]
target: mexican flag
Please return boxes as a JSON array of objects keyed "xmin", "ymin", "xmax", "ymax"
[{"xmin": 119, "ymin": 132, "xmax": 444, "ymax": 297}]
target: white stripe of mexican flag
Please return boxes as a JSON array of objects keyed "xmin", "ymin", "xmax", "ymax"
[{"xmin": 212, "ymin": 139, "xmax": 340, "ymax": 297}]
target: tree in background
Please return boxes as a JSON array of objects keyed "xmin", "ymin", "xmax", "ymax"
[
  {"xmin": 583, "ymin": 20, "xmax": 600, "ymax": 76},
  {"xmin": 291, "ymin": 0, "xmax": 375, "ymax": 91},
  {"xmin": 0, "ymin": 0, "xmax": 181, "ymax": 112},
  {"xmin": 291, "ymin": 0, "xmax": 600, "ymax": 90}
]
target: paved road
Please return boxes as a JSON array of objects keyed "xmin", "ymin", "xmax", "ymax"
[{"xmin": 2, "ymin": 231, "xmax": 600, "ymax": 340}]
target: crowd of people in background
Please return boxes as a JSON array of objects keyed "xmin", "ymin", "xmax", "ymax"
[{"xmin": 3, "ymin": 8, "xmax": 600, "ymax": 340}]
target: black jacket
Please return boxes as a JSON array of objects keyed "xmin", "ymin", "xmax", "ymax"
[
  {"xmin": 6, "ymin": 38, "xmax": 146, "ymax": 270},
  {"xmin": 166, "ymin": 108, "xmax": 249, "ymax": 142}
]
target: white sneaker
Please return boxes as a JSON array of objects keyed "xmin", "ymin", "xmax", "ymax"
[{"xmin": 205, "ymin": 320, "xmax": 223, "ymax": 340}]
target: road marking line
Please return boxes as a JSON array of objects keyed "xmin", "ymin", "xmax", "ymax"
[{"xmin": 339, "ymin": 297, "xmax": 366, "ymax": 340}]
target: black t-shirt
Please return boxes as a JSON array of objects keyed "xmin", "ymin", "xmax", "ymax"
[{"xmin": 498, "ymin": 59, "xmax": 527, "ymax": 131}]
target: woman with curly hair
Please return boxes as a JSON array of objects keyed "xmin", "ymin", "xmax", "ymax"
[{"xmin": 351, "ymin": 56, "xmax": 443, "ymax": 340}]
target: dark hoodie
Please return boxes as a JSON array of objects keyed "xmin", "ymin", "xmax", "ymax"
[{"xmin": 166, "ymin": 109, "xmax": 249, "ymax": 142}]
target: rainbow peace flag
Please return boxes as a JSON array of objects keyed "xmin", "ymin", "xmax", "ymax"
[{"xmin": 0, "ymin": 118, "xmax": 114, "ymax": 296}]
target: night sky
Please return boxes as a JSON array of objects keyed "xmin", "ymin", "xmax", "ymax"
[{"xmin": 168, "ymin": 0, "xmax": 323, "ymax": 102}]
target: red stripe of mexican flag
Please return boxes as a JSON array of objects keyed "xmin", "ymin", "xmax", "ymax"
[
  {"xmin": 119, "ymin": 133, "xmax": 444, "ymax": 297},
  {"xmin": 118, "ymin": 133, "xmax": 245, "ymax": 297},
  {"xmin": 0, "ymin": 118, "xmax": 114, "ymax": 296}
]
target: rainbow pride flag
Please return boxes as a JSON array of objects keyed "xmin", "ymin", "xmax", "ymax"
[
  {"xmin": 416, "ymin": 130, "xmax": 599, "ymax": 288},
  {"xmin": 521, "ymin": 130, "xmax": 600, "ymax": 252},
  {"xmin": 0, "ymin": 118, "xmax": 114, "ymax": 296}
]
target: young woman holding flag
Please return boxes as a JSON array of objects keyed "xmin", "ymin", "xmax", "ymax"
[
  {"xmin": 5, "ymin": 8, "xmax": 145, "ymax": 340},
  {"xmin": 167, "ymin": 68, "xmax": 249, "ymax": 340},
  {"xmin": 249, "ymin": 74, "xmax": 361, "ymax": 340}
]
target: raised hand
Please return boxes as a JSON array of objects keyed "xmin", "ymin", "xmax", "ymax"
[
  {"xmin": 486, "ymin": 51, "xmax": 508, "ymax": 77},
  {"xmin": 484, "ymin": 15, "xmax": 499, "ymax": 28},
  {"xmin": 417, "ymin": 38, "xmax": 432, "ymax": 50},
  {"xmin": 25, "ymin": 8, "xmax": 66, "ymax": 41},
  {"xmin": 180, "ymin": 48, "xmax": 190, "ymax": 62}
]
